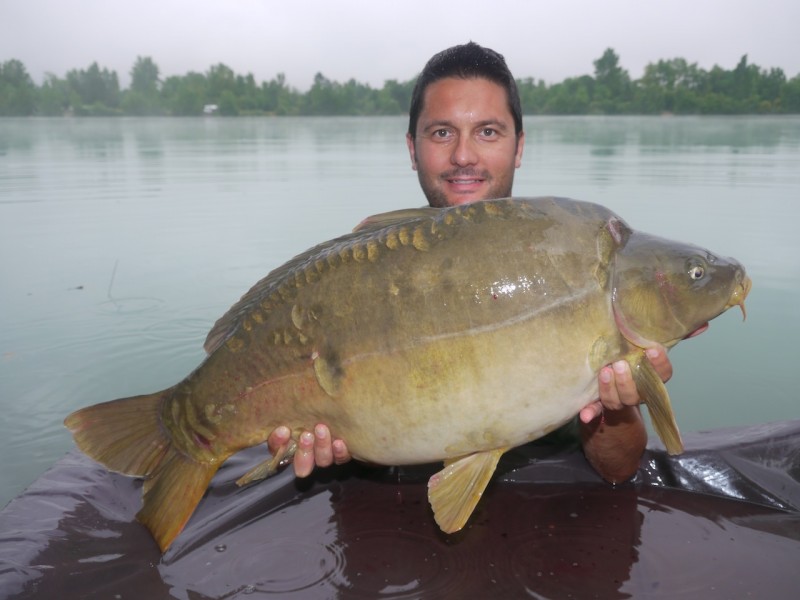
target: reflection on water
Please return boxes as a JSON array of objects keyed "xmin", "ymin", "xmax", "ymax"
[
  {"xmin": 1, "ymin": 116, "xmax": 799, "ymax": 508},
  {"xmin": 528, "ymin": 115, "xmax": 794, "ymax": 149}
]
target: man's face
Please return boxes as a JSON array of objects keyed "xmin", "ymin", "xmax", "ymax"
[{"xmin": 407, "ymin": 77, "xmax": 525, "ymax": 208}]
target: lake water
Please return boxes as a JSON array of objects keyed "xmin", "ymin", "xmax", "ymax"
[{"xmin": 1, "ymin": 115, "xmax": 798, "ymax": 509}]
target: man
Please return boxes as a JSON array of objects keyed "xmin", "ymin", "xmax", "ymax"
[{"xmin": 268, "ymin": 42, "xmax": 672, "ymax": 484}]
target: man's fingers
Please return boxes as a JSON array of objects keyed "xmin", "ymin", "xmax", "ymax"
[
  {"xmin": 270, "ymin": 423, "xmax": 352, "ymax": 477},
  {"xmin": 612, "ymin": 360, "xmax": 640, "ymax": 406},
  {"xmin": 313, "ymin": 424, "xmax": 334, "ymax": 468},
  {"xmin": 579, "ymin": 400, "xmax": 603, "ymax": 424},
  {"xmin": 332, "ymin": 438, "xmax": 351, "ymax": 464},
  {"xmin": 267, "ymin": 425, "xmax": 291, "ymax": 455},
  {"xmin": 646, "ymin": 346, "xmax": 673, "ymax": 383},
  {"xmin": 293, "ymin": 431, "xmax": 315, "ymax": 478},
  {"xmin": 598, "ymin": 361, "xmax": 639, "ymax": 410},
  {"xmin": 598, "ymin": 365, "xmax": 622, "ymax": 410}
]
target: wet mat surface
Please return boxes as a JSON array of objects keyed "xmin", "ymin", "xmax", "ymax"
[{"xmin": 2, "ymin": 421, "xmax": 799, "ymax": 599}]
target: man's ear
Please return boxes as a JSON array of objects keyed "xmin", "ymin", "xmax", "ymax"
[
  {"xmin": 515, "ymin": 131, "xmax": 525, "ymax": 168},
  {"xmin": 406, "ymin": 132, "xmax": 418, "ymax": 171}
]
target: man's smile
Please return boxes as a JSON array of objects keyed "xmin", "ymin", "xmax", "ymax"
[{"xmin": 443, "ymin": 170, "xmax": 489, "ymax": 187}]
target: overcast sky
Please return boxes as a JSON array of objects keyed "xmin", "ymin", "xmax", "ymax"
[{"xmin": 2, "ymin": 0, "xmax": 799, "ymax": 90}]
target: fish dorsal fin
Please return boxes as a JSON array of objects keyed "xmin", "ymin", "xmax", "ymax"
[
  {"xmin": 204, "ymin": 231, "xmax": 365, "ymax": 354},
  {"xmin": 353, "ymin": 207, "xmax": 441, "ymax": 233},
  {"xmin": 628, "ymin": 351, "xmax": 684, "ymax": 454},
  {"xmin": 427, "ymin": 447, "xmax": 508, "ymax": 534},
  {"xmin": 204, "ymin": 207, "xmax": 441, "ymax": 355},
  {"xmin": 204, "ymin": 283, "xmax": 267, "ymax": 354}
]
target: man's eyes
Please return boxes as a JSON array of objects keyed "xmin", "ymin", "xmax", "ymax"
[{"xmin": 428, "ymin": 127, "xmax": 500, "ymax": 140}]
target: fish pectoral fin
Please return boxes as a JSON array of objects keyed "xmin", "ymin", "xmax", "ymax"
[
  {"xmin": 629, "ymin": 351, "xmax": 684, "ymax": 455},
  {"xmin": 427, "ymin": 447, "xmax": 508, "ymax": 534},
  {"xmin": 313, "ymin": 351, "xmax": 343, "ymax": 397},
  {"xmin": 236, "ymin": 439, "xmax": 298, "ymax": 487}
]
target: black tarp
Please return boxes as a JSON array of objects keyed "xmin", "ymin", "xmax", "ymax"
[{"xmin": 1, "ymin": 420, "xmax": 799, "ymax": 599}]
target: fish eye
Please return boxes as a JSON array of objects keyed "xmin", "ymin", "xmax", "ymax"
[{"xmin": 689, "ymin": 265, "xmax": 705, "ymax": 280}]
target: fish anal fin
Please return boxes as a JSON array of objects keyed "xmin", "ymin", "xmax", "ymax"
[
  {"xmin": 629, "ymin": 352, "xmax": 684, "ymax": 455},
  {"xmin": 427, "ymin": 447, "xmax": 508, "ymax": 534},
  {"xmin": 138, "ymin": 450, "xmax": 219, "ymax": 553},
  {"xmin": 236, "ymin": 439, "xmax": 298, "ymax": 487}
]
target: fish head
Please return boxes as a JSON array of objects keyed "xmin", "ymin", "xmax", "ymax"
[{"xmin": 611, "ymin": 231, "xmax": 751, "ymax": 349}]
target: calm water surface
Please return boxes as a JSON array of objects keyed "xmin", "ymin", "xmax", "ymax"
[{"xmin": 1, "ymin": 116, "xmax": 798, "ymax": 508}]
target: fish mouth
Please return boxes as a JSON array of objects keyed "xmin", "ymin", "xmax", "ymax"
[
  {"xmin": 678, "ymin": 272, "xmax": 752, "ymax": 341},
  {"xmin": 727, "ymin": 274, "xmax": 753, "ymax": 321}
]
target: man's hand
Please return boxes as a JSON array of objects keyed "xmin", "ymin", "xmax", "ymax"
[
  {"xmin": 267, "ymin": 424, "xmax": 351, "ymax": 478},
  {"xmin": 579, "ymin": 346, "xmax": 673, "ymax": 483},
  {"xmin": 579, "ymin": 346, "xmax": 673, "ymax": 423}
]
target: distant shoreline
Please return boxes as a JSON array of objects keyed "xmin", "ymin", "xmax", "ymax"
[{"xmin": 2, "ymin": 50, "xmax": 799, "ymax": 117}]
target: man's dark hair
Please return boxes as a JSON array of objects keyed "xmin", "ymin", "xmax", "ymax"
[{"xmin": 407, "ymin": 42, "xmax": 523, "ymax": 139}]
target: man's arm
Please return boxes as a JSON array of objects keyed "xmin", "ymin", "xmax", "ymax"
[
  {"xmin": 579, "ymin": 347, "xmax": 673, "ymax": 483},
  {"xmin": 268, "ymin": 348, "xmax": 673, "ymax": 481}
]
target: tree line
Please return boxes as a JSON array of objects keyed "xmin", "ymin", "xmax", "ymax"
[{"xmin": 1, "ymin": 49, "xmax": 799, "ymax": 117}]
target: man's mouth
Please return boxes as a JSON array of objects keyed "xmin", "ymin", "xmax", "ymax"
[{"xmin": 443, "ymin": 171, "xmax": 488, "ymax": 189}]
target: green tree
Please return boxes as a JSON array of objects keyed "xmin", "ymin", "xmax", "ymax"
[
  {"xmin": 781, "ymin": 74, "xmax": 800, "ymax": 112},
  {"xmin": 66, "ymin": 62, "xmax": 121, "ymax": 114},
  {"xmin": 635, "ymin": 58, "xmax": 704, "ymax": 113},
  {"xmin": 260, "ymin": 73, "xmax": 300, "ymax": 115},
  {"xmin": 0, "ymin": 59, "xmax": 37, "ymax": 115},
  {"xmin": 37, "ymin": 73, "xmax": 75, "ymax": 116},
  {"xmin": 131, "ymin": 56, "xmax": 160, "ymax": 94},
  {"xmin": 206, "ymin": 63, "xmax": 237, "ymax": 104},
  {"xmin": 756, "ymin": 67, "xmax": 786, "ymax": 112},
  {"xmin": 592, "ymin": 48, "xmax": 631, "ymax": 112},
  {"xmin": 377, "ymin": 78, "xmax": 414, "ymax": 114},
  {"xmin": 305, "ymin": 72, "xmax": 342, "ymax": 114},
  {"xmin": 3, "ymin": 52, "xmax": 798, "ymax": 118},
  {"xmin": 218, "ymin": 90, "xmax": 240, "ymax": 116},
  {"xmin": 544, "ymin": 76, "xmax": 593, "ymax": 114},
  {"xmin": 161, "ymin": 72, "xmax": 207, "ymax": 115},
  {"xmin": 122, "ymin": 56, "xmax": 163, "ymax": 115},
  {"xmin": 517, "ymin": 77, "xmax": 549, "ymax": 115},
  {"xmin": 340, "ymin": 78, "xmax": 379, "ymax": 115},
  {"xmin": 731, "ymin": 55, "xmax": 759, "ymax": 103},
  {"xmin": 234, "ymin": 73, "xmax": 260, "ymax": 113}
]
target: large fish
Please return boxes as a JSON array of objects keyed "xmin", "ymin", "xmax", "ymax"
[{"xmin": 65, "ymin": 197, "xmax": 751, "ymax": 552}]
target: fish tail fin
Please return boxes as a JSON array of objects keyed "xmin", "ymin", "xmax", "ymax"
[
  {"xmin": 629, "ymin": 352, "xmax": 684, "ymax": 455},
  {"xmin": 138, "ymin": 449, "xmax": 218, "ymax": 552},
  {"xmin": 64, "ymin": 388, "xmax": 219, "ymax": 552},
  {"xmin": 64, "ymin": 389, "xmax": 174, "ymax": 476}
]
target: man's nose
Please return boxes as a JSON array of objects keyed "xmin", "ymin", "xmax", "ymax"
[{"xmin": 451, "ymin": 135, "xmax": 478, "ymax": 166}]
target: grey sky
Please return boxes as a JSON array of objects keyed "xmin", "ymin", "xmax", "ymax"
[{"xmin": 2, "ymin": 0, "xmax": 799, "ymax": 90}]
